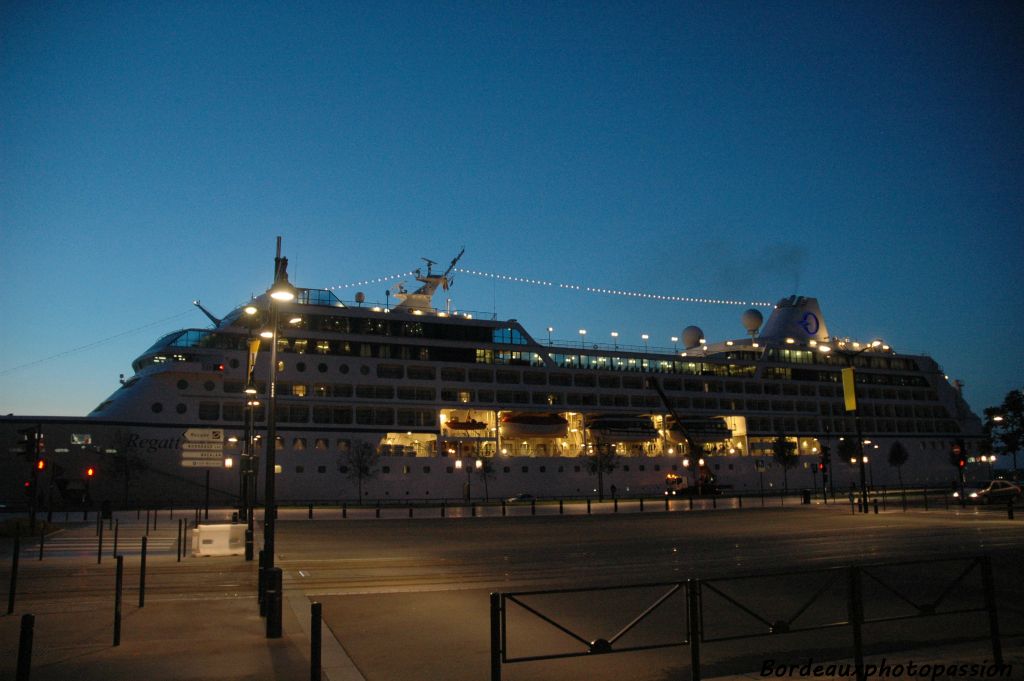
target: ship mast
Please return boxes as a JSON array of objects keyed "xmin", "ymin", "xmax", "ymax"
[{"xmin": 392, "ymin": 247, "xmax": 465, "ymax": 312}]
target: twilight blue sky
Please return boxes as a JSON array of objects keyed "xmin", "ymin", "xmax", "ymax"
[{"xmin": 1, "ymin": 1, "xmax": 1022, "ymax": 416}]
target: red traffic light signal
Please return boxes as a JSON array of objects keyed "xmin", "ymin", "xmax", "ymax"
[
  {"xmin": 36, "ymin": 459, "xmax": 46, "ymax": 471},
  {"xmin": 86, "ymin": 467, "xmax": 95, "ymax": 477},
  {"xmin": 817, "ymin": 462, "xmax": 825, "ymax": 471}
]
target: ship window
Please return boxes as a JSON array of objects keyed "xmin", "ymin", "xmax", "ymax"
[
  {"xmin": 441, "ymin": 368, "xmax": 465, "ymax": 382},
  {"xmin": 177, "ymin": 380, "xmax": 189, "ymax": 390},
  {"xmin": 378, "ymin": 364, "xmax": 404, "ymax": 379},
  {"xmin": 176, "ymin": 403, "xmax": 187, "ymax": 414},
  {"xmin": 291, "ymin": 384, "xmax": 308, "ymax": 397},
  {"xmin": 317, "ymin": 465, "xmax": 326, "ymax": 473},
  {"xmin": 477, "ymin": 389, "xmax": 494, "ymax": 402},
  {"xmin": 574, "ymin": 465, "xmax": 581, "ymax": 472},
  {"xmin": 222, "ymin": 404, "xmax": 243, "ymax": 421},
  {"xmin": 539, "ymin": 466, "xmax": 546, "ymax": 473},
  {"xmin": 293, "ymin": 438, "xmax": 306, "ymax": 450},
  {"xmin": 468, "ymin": 368, "xmax": 493, "ymax": 383},
  {"xmin": 313, "ymin": 384, "xmax": 329, "ymax": 397},
  {"xmin": 521, "ymin": 466, "xmax": 528, "ymax": 473},
  {"xmin": 549, "ymin": 373, "xmax": 571, "ymax": 386},
  {"xmin": 598, "ymin": 375, "xmax": 620, "ymax": 389},
  {"xmin": 315, "ymin": 438, "xmax": 328, "ymax": 450},
  {"xmin": 152, "ymin": 403, "xmax": 163, "ymax": 413},
  {"xmin": 318, "ymin": 363, "xmax": 327, "ymax": 373},
  {"xmin": 296, "ymin": 362, "xmax": 306, "ymax": 372},
  {"xmin": 407, "ymin": 366, "xmax": 436, "ymax": 380},
  {"xmin": 503, "ymin": 466, "xmax": 511, "ymax": 473},
  {"xmin": 381, "ymin": 465, "xmax": 390, "ymax": 474},
  {"xmin": 336, "ymin": 439, "xmax": 351, "ymax": 453},
  {"xmin": 332, "ymin": 408, "xmax": 352, "ymax": 424},
  {"xmin": 339, "ymin": 364, "xmax": 350, "ymax": 374},
  {"xmin": 203, "ymin": 381, "xmax": 215, "ymax": 391},
  {"xmin": 295, "ymin": 466, "xmax": 304, "ymax": 473}
]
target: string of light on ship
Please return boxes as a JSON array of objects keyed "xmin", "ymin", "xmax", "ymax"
[{"xmin": 327, "ymin": 268, "xmax": 772, "ymax": 308}]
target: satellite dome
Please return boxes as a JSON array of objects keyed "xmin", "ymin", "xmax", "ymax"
[
  {"xmin": 682, "ymin": 326, "xmax": 704, "ymax": 349},
  {"xmin": 741, "ymin": 309, "xmax": 763, "ymax": 334}
]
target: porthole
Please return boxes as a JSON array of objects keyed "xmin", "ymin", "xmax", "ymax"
[
  {"xmin": 204, "ymin": 381, "xmax": 215, "ymax": 391},
  {"xmin": 176, "ymin": 403, "xmax": 187, "ymax": 414},
  {"xmin": 359, "ymin": 365, "xmax": 369, "ymax": 376},
  {"xmin": 318, "ymin": 363, "xmax": 327, "ymax": 373},
  {"xmin": 339, "ymin": 364, "xmax": 350, "ymax": 374},
  {"xmin": 297, "ymin": 362, "xmax": 306, "ymax": 373},
  {"xmin": 177, "ymin": 380, "xmax": 189, "ymax": 390},
  {"xmin": 151, "ymin": 403, "xmax": 164, "ymax": 413}
]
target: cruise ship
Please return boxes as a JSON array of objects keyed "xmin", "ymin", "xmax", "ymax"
[{"xmin": 1, "ymin": 246, "xmax": 984, "ymax": 508}]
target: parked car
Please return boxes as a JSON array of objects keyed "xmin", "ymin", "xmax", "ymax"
[
  {"xmin": 952, "ymin": 480, "xmax": 1022, "ymax": 504},
  {"xmin": 506, "ymin": 493, "xmax": 535, "ymax": 503}
]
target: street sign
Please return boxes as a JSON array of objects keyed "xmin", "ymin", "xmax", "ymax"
[
  {"xmin": 184, "ymin": 429, "xmax": 224, "ymax": 443},
  {"xmin": 182, "ymin": 442, "xmax": 224, "ymax": 452},
  {"xmin": 182, "ymin": 451, "xmax": 225, "ymax": 460},
  {"xmin": 181, "ymin": 459, "xmax": 224, "ymax": 468}
]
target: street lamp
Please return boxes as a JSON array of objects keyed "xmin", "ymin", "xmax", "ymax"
[
  {"xmin": 578, "ymin": 328, "xmax": 587, "ymax": 348},
  {"xmin": 641, "ymin": 333, "xmax": 649, "ymax": 352},
  {"xmin": 547, "ymin": 326, "xmax": 553, "ymax": 345},
  {"xmin": 611, "ymin": 331, "xmax": 619, "ymax": 349},
  {"xmin": 262, "ymin": 237, "xmax": 297, "ymax": 639},
  {"xmin": 817, "ymin": 339, "xmax": 885, "ymax": 514},
  {"xmin": 671, "ymin": 336, "xmax": 679, "ymax": 352},
  {"xmin": 455, "ymin": 457, "xmax": 483, "ymax": 501}
]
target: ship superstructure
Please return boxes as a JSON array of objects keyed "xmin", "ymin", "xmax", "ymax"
[{"xmin": 1, "ymin": 250, "xmax": 984, "ymax": 506}]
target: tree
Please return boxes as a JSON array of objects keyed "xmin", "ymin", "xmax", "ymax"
[
  {"xmin": 771, "ymin": 434, "xmax": 798, "ymax": 492},
  {"xmin": 341, "ymin": 442, "xmax": 379, "ymax": 502},
  {"xmin": 475, "ymin": 457, "xmax": 496, "ymax": 501},
  {"xmin": 985, "ymin": 389, "xmax": 1023, "ymax": 473},
  {"xmin": 887, "ymin": 440, "xmax": 909, "ymax": 489},
  {"xmin": 587, "ymin": 444, "xmax": 619, "ymax": 501}
]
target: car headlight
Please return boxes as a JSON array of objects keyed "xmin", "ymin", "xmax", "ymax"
[
  {"xmin": 969, "ymin": 492, "xmax": 979, "ymax": 498},
  {"xmin": 952, "ymin": 492, "xmax": 960, "ymax": 497}
]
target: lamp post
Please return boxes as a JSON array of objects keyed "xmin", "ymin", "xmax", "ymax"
[
  {"xmin": 611, "ymin": 331, "xmax": 619, "ymax": 349},
  {"xmin": 578, "ymin": 328, "xmax": 587, "ymax": 348},
  {"xmin": 641, "ymin": 334, "xmax": 649, "ymax": 352},
  {"xmin": 818, "ymin": 339, "xmax": 885, "ymax": 515},
  {"xmin": 671, "ymin": 336, "xmax": 679, "ymax": 352},
  {"xmin": 261, "ymin": 237, "xmax": 297, "ymax": 639},
  {"xmin": 547, "ymin": 327, "xmax": 553, "ymax": 345},
  {"xmin": 455, "ymin": 457, "xmax": 483, "ymax": 501}
]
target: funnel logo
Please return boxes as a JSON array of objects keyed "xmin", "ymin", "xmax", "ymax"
[{"xmin": 799, "ymin": 312, "xmax": 820, "ymax": 336}]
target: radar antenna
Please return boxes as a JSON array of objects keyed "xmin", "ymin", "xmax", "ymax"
[{"xmin": 192, "ymin": 300, "xmax": 222, "ymax": 326}]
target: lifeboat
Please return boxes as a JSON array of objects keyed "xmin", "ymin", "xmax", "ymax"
[
  {"xmin": 585, "ymin": 414, "xmax": 658, "ymax": 443},
  {"xmin": 500, "ymin": 413, "xmax": 568, "ymax": 437},
  {"xmin": 665, "ymin": 416, "xmax": 731, "ymax": 445},
  {"xmin": 445, "ymin": 418, "xmax": 488, "ymax": 431}
]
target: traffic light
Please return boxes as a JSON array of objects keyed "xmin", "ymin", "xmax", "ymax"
[
  {"xmin": 36, "ymin": 458, "xmax": 46, "ymax": 471},
  {"xmin": 86, "ymin": 467, "xmax": 95, "ymax": 478},
  {"xmin": 23, "ymin": 480, "xmax": 33, "ymax": 496},
  {"xmin": 950, "ymin": 440, "xmax": 967, "ymax": 470}
]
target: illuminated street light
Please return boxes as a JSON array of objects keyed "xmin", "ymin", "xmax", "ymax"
[
  {"xmin": 611, "ymin": 331, "xmax": 619, "ymax": 349},
  {"xmin": 579, "ymin": 328, "xmax": 587, "ymax": 348},
  {"xmin": 641, "ymin": 333, "xmax": 649, "ymax": 352}
]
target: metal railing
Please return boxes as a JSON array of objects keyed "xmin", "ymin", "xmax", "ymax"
[{"xmin": 489, "ymin": 555, "xmax": 1012, "ymax": 681}]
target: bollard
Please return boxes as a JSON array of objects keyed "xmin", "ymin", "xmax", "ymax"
[
  {"xmin": 472, "ymin": 503, "xmax": 477, "ymax": 517},
  {"xmin": 153, "ymin": 508, "xmax": 157, "ymax": 531},
  {"xmin": 664, "ymin": 496, "xmax": 669, "ymax": 511},
  {"xmin": 139, "ymin": 536, "xmax": 148, "ymax": 608},
  {"xmin": 137, "ymin": 506, "xmax": 141, "ymax": 520},
  {"xmin": 97, "ymin": 519, "xmax": 104, "ymax": 565},
  {"xmin": 146, "ymin": 509, "xmax": 151, "ymax": 536},
  {"xmin": 113, "ymin": 520, "xmax": 119, "ymax": 558},
  {"xmin": 531, "ymin": 500, "xmax": 536, "ymax": 516},
  {"xmin": 311, "ymin": 601, "xmax": 323, "ymax": 681},
  {"xmin": 712, "ymin": 496, "xmax": 717, "ymax": 510},
  {"xmin": 96, "ymin": 513, "xmax": 100, "ymax": 536},
  {"xmin": 258, "ymin": 549, "xmax": 267, "ymax": 616},
  {"xmin": 38, "ymin": 529, "xmax": 45, "ymax": 562},
  {"xmin": 613, "ymin": 498, "xmax": 618, "ymax": 513},
  {"xmin": 689, "ymin": 497, "xmax": 693, "ymax": 511},
  {"xmin": 308, "ymin": 503, "xmax": 313, "ymax": 520},
  {"xmin": 8, "ymin": 535, "xmax": 20, "ymax": 615},
  {"xmin": 245, "ymin": 527, "xmax": 254, "ymax": 562},
  {"xmin": 108, "ymin": 513, "xmax": 113, "ymax": 532},
  {"xmin": 923, "ymin": 489, "xmax": 929, "ymax": 511},
  {"xmin": 559, "ymin": 499, "xmax": 564, "ymax": 514},
  {"xmin": 738, "ymin": 495, "xmax": 743, "ymax": 509},
  {"xmin": 490, "ymin": 593, "xmax": 502, "ymax": 681},
  {"xmin": 409, "ymin": 506, "xmax": 413, "ymax": 518},
  {"xmin": 587, "ymin": 498, "xmax": 591, "ymax": 514},
  {"xmin": 687, "ymin": 580, "xmax": 701, "ymax": 681},
  {"xmin": 266, "ymin": 567, "xmax": 283, "ymax": 638},
  {"xmin": 17, "ymin": 613, "xmax": 33, "ymax": 681},
  {"xmin": 113, "ymin": 555, "xmax": 124, "ymax": 646},
  {"xmin": 375, "ymin": 502, "xmax": 380, "ymax": 519},
  {"xmin": 441, "ymin": 502, "xmax": 446, "ymax": 518},
  {"xmin": 639, "ymin": 497, "xmax": 644, "ymax": 512},
  {"xmin": 501, "ymin": 500, "xmax": 506, "ymax": 517},
  {"xmin": 1008, "ymin": 501, "xmax": 1015, "ymax": 520},
  {"xmin": 342, "ymin": 502, "xmax": 347, "ymax": 519},
  {"xmin": 873, "ymin": 499, "xmax": 879, "ymax": 515},
  {"xmin": 177, "ymin": 519, "xmax": 183, "ymax": 562}
]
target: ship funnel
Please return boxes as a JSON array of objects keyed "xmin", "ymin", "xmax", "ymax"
[{"xmin": 759, "ymin": 296, "xmax": 830, "ymax": 344}]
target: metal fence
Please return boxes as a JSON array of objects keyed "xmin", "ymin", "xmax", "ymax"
[{"xmin": 489, "ymin": 555, "xmax": 1014, "ymax": 681}]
